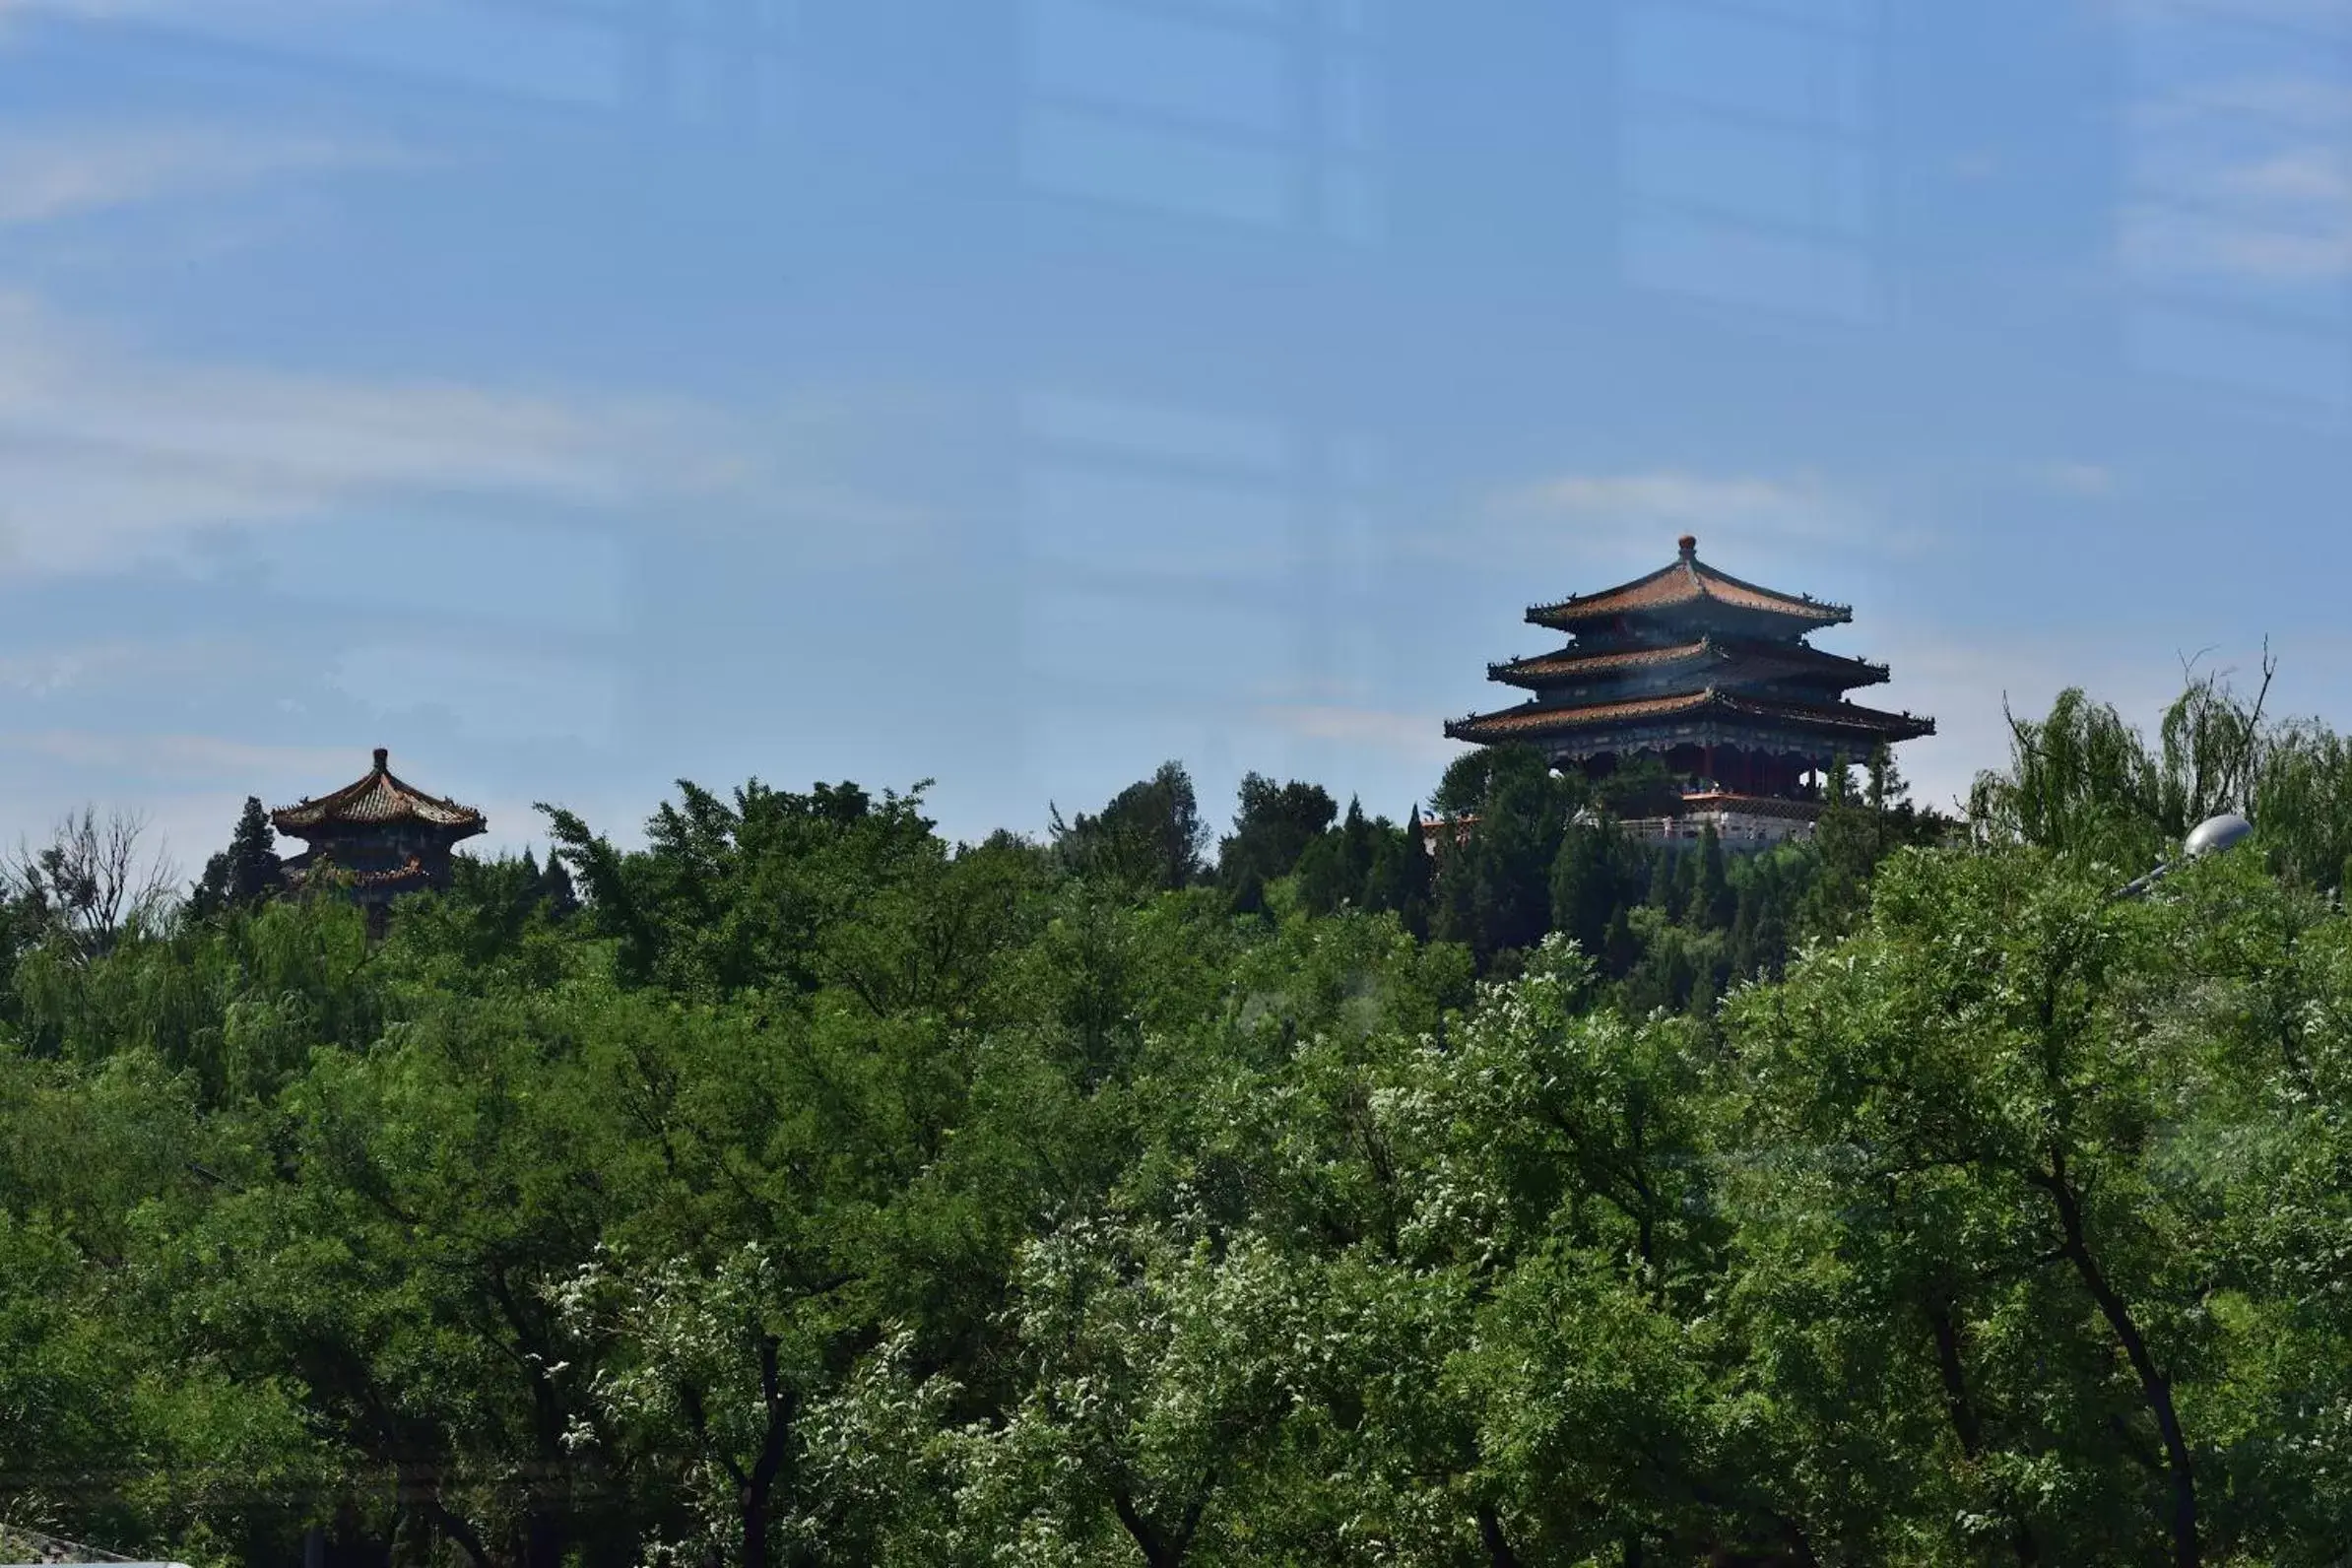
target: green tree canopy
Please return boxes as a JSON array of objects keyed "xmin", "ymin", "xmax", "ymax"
[
  {"xmin": 1050, "ymin": 762, "xmax": 1209, "ymax": 894},
  {"xmin": 186, "ymin": 797, "xmax": 283, "ymax": 922},
  {"xmin": 13, "ymin": 674, "xmax": 2352, "ymax": 1568},
  {"xmin": 1215, "ymin": 773, "xmax": 1337, "ymax": 912}
]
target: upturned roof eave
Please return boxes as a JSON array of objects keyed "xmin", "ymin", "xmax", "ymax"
[
  {"xmin": 274, "ymin": 812, "xmax": 490, "ymax": 840},
  {"xmin": 1521, "ymin": 550, "xmax": 1855, "ymax": 627},
  {"xmin": 1523, "ymin": 597, "xmax": 1853, "ymax": 632},
  {"xmin": 270, "ymin": 767, "xmax": 488, "ymax": 837},
  {"xmin": 1445, "ymin": 690, "xmax": 1935, "ymax": 747},
  {"xmin": 1485, "ymin": 638, "xmax": 1890, "ymax": 689}
]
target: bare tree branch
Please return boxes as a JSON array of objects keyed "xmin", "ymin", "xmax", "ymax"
[
  {"xmin": 4, "ymin": 806, "xmax": 177, "ymax": 961},
  {"xmin": 2218, "ymin": 641, "xmax": 2276, "ymax": 810}
]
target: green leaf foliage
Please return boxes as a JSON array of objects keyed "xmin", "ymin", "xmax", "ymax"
[{"xmin": 5, "ymin": 677, "xmax": 2352, "ymax": 1566}]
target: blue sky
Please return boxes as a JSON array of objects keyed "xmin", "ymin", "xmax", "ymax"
[{"xmin": 3, "ymin": 0, "xmax": 2350, "ymax": 875}]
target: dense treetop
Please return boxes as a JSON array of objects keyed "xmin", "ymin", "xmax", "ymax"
[{"xmin": 5, "ymin": 672, "xmax": 2352, "ymax": 1567}]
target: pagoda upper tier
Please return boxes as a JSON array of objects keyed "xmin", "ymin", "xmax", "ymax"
[
  {"xmin": 1525, "ymin": 536, "xmax": 1851, "ymax": 636},
  {"xmin": 1445, "ymin": 536, "xmax": 1930, "ymax": 800},
  {"xmin": 273, "ymin": 749, "xmax": 487, "ymax": 840},
  {"xmin": 1487, "ymin": 635, "xmax": 1889, "ymax": 696}
]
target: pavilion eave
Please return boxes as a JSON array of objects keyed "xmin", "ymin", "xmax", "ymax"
[{"xmin": 1443, "ymin": 693, "xmax": 1935, "ymax": 755}]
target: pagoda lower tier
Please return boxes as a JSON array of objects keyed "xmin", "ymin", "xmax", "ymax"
[{"xmin": 1445, "ymin": 686, "xmax": 1930, "ymax": 795}]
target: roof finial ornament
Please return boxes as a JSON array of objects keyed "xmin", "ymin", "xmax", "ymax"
[
  {"xmin": 372, "ymin": 747, "xmax": 389, "ymax": 772},
  {"xmin": 1677, "ymin": 534, "xmax": 1697, "ymax": 561}
]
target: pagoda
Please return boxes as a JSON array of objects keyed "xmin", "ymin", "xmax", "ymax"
[
  {"xmin": 1443, "ymin": 535, "xmax": 1931, "ymax": 839},
  {"xmin": 272, "ymin": 748, "xmax": 487, "ymax": 931}
]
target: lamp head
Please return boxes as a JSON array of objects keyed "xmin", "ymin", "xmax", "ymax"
[{"xmin": 2185, "ymin": 812, "xmax": 2254, "ymax": 860}]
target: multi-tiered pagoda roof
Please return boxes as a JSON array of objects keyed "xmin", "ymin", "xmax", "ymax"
[
  {"xmin": 273, "ymin": 748, "xmax": 486, "ymax": 929},
  {"xmin": 1445, "ymin": 536, "xmax": 1930, "ymax": 817}
]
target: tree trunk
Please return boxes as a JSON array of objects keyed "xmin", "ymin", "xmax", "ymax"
[
  {"xmin": 486, "ymin": 1267, "xmax": 573, "ymax": 1568},
  {"xmin": 523, "ymin": 1513, "xmax": 565, "ymax": 1568},
  {"xmin": 1473, "ymin": 1503, "xmax": 1520, "ymax": 1568},
  {"xmin": 417, "ymin": 1493, "xmax": 491, "ymax": 1568},
  {"xmin": 2033, "ymin": 1156, "xmax": 2198, "ymax": 1568},
  {"xmin": 741, "ymin": 1337, "xmax": 797, "ymax": 1568},
  {"xmin": 1110, "ymin": 1478, "xmax": 1210, "ymax": 1568},
  {"xmin": 1928, "ymin": 1301, "xmax": 2040, "ymax": 1565}
]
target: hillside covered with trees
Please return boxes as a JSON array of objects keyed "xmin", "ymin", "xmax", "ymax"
[{"xmin": 8, "ymin": 671, "xmax": 2352, "ymax": 1567}]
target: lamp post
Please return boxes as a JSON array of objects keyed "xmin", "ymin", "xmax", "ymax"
[{"xmin": 2111, "ymin": 812, "xmax": 2254, "ymax": 901}]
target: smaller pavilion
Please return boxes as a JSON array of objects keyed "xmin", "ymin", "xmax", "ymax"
[{"xmin": 272, "ymin": 748, "xmax": 487, "ymax": 932}]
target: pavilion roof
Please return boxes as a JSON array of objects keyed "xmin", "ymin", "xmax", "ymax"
[
  {"xmin": 272, "ymin": 749, "xmax": 487, "ymax": 838},
  {"xmin": 1489, "ymin": 634, "xmax": 1887, "ymax": 689},
  {"xmin": 1525, "ymin": 536, "xmax": 1850, "ymax": 632},
  {"xmin": 1443, "ymin": 688, "xmax": 1933, "ymax": 747}
]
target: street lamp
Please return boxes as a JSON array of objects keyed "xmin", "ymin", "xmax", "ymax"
[{"xmin": 2112, "ymin": 812, "xmax": 2254, "ymax": 901}]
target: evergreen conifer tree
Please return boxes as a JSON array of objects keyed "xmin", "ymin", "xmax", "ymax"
[
  {"xmin": 1688, "ymin": 823, "xmax": 1732, "ymax": 929},
  {"xmin": 187, "ymin": 796, "xmax": 282, "ymax": 919},
  {"xmin": 1362, "ymin": 807, "xmax": 1432, "ymax": 937},
  {"xmin": 1646, "ymin": 844, "xmax": 1678, "ymax": 912},
  {"xmin": 1433, "ymin": 747, "xmax": 1571, "ymax": 965},
  {"xmin": 1671, "ymin": 844, "xmax": 1701, "ymax": 920},
  {"xmin": 1293, "ymin": 833, "xmax": 1348, "ymax": 915},
  {"xmin": 537, "ymin": 851, "xmax": 581, "ymax": 920},
  {"xmin": 1050, "ymin": 761, "xmax": 1209, "ymax": 891},
  {"xmin": 1602, "ymin": 904, "xmax": 1639, "ymax": 975},
  {"xmin": 1338, "ymin": 796, "xmax": 1375, "ymax": 893},
  {"xmin": 1216, "ymin": 773, "xmax": 1338, "ymax": 896},
  {"xmin": 1548, "ymin": 819, "xmax": 1622, "ymax": 961},
  {"xmin": 1229, "ymin": 867, "xmax": 1270, "ymax": 918},
  {"xmin": 1684, "ymin": 961, "xmax": 1720, "ymax": 1018},
  {"xmin": 1730, "ymin": 883, "xmax": 1759, "ymax": 978}
]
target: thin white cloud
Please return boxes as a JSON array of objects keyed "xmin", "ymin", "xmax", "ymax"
[
  {"xmin": 1508, "ymin": 472, "xmax": 1819, "ymax": 528},
  {"xmin": 0, "ymin": 0, "xmax": 252, "ymax": 54},
  {"xmin": 2123, "ymin": 195, "xmax": 2352, "ymax": 283},
  {"xmin": 1253, "ymin": 703, "xmax": 1464, "ymax": 764},
  {"xmin": 0, "ymin": 0, "xmax": 167, "ymax": 19},
  {"xmin": 2131, "ymin": 75, "xmax": 2352, "ymax": 133},
  {"xmin": 2102, "ymin": 0, "xmax": 2352, "ymax": 33},
  {"xmin": 0, "ymin": 645, "xmax": 128, "ymax": 697},
  {"xmin": 0, "ymin": 637, "xmax": 261, "ymax": 697},
  {"xmin": 1472, "ymin": 469, "xmax": 1925, "ymax": 573},
  {"xmin": 331, "ymin": 642, "xmax": 621, "ymax": 748},
  {"xmin": 2223, "ymin": 148, "xmax": 2352, "ymax": 205},
  {"xmin": 0, "ymin": 125, "xmax": 411, "ymax": 227},
  {"xmin": 0, "ymin": 293, "xmax": 935, "ymax": 577},
  {"xmin": 2123, "ymin": 60, "xmax": 2352, "ymax": 283},
  {"xmin": 2038, "ymin": 461, "xmax": 2117, "ymax": 497},
  {"xmin": 2, "ymin": 729, "xmax": 360, "ymax": 779},
  {"xmin": 0, "ymin": 0, "xmax": 380, "ymax": 26}
]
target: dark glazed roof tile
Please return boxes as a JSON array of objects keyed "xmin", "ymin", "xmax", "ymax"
[
  {"xmin": 271, "ymin": 748, "xmax": 487, "ymax": 838},
  {"xmin": 1525, "ymin": 537, "xmax": 1850, "ymax": 631},
  {"xmin": 1444, "ymin": 688, "xmax": 1935, "ymax": 746}
]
